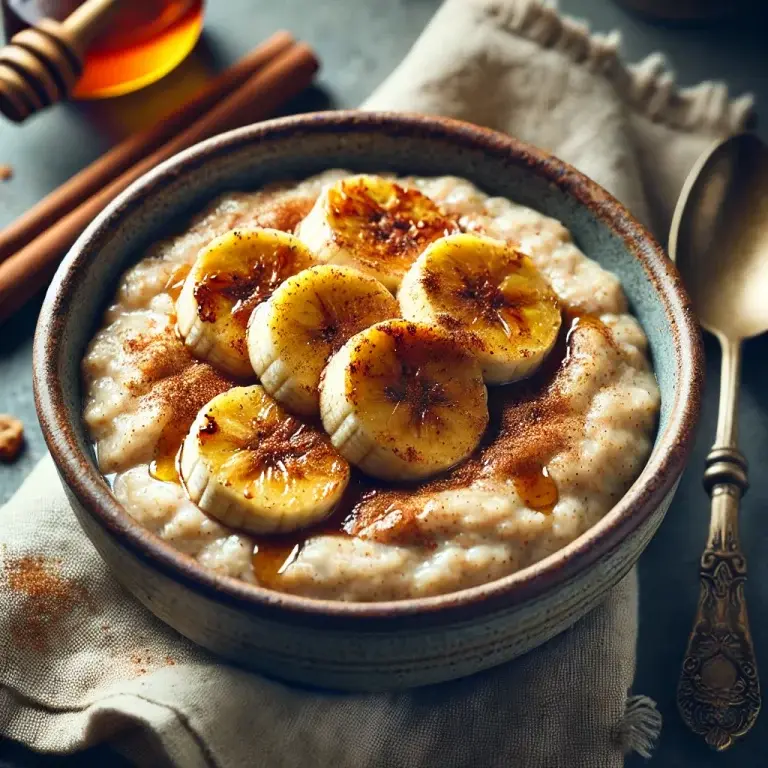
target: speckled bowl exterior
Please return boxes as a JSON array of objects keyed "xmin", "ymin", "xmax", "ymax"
[{"xmin": 33, "ymin": 112, "xmax": 703, "ymax": 691}]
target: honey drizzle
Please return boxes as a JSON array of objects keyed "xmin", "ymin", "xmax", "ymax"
[
  {"xmin": 512, "ymin": 465, "xmax": 559, "ymax": 514},
  {"xmin": 164, "ymin": 263, "xmax": 192, "ymax": 302},
  {"xmin": 247, "ymin": 311, "xmax": 606, "ymax": 586},
  {"xmin": 250, "ymin": 475, "xmax": 362, "ymax": 589},
  {"xmin": 139, "ymin": 298, "xmax": 604, "ymax": 588},
  {"xmin": 252, "ymin": 543, "xmax": 301, "ymax": 590},
  {"xmin": 149, "ymin": 423, "xmax": 186, "ymax": 483}
]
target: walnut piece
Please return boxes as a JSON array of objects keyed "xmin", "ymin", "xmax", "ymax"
[{"xmin": 0, "ymin": 414, "xmax": 24, "ymax": 462}]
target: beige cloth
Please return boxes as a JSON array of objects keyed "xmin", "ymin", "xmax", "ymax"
[{"xmin": 0, "ymin": 1, "xmax": 752, "ymax": 766}]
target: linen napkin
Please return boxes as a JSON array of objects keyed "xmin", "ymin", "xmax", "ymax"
[{"xmin": 0, "ymin": 1, "xmax": 752, "ymax": 766}]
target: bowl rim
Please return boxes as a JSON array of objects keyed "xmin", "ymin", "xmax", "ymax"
[{"xmin": 33, "ymin": 110, "xmax": 703, "ymax": 628}]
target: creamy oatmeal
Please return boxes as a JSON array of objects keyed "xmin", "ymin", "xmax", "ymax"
[{"xmin": 82, "ymin": 171, "xmax": 659, "ymax": 601}]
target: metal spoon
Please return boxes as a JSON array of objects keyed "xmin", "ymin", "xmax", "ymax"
[{"xmin": 670, "ymin": 133, "xmax": 765, "ymax": 751}]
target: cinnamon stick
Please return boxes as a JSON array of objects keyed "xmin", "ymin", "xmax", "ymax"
[
  {"xmin": 0, "ymin": 31, "xmax": 295, "ymax": 263},
  {"xmin": 0, "ymin": 42, "xmax": 319, "ymax": 323}
]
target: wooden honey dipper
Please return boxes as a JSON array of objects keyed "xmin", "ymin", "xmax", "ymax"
[{"xmin": 0, "ymin": 0, "xmax": 120, "ymax": 122}]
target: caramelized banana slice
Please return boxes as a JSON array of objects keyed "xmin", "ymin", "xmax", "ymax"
[
  {"xmin": 176, "ymin": 228, "xmax": 315, "ymax": 378},
  {"xmin": 248, "ymin": 265, "xmax": 400, "ymax": 416},
  {"xmin": 180, "ymin": 385, "xmax": 350, "ymax": 533},
  {"xmin": 399, "ymin": 233, "xmax": 562, "ymax": 384},
  {"xmin": 319, "ymin": 319, "xmax": 488, "ymax": 481},
  {"xmin": 296, "ymin": 174, "xmax": 458, "ymax": 291}
]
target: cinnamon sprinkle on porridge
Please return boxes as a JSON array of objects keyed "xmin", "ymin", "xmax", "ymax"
[{"xmin": 82, "ymin": 170, "xmax": 660, "ymax": 601}]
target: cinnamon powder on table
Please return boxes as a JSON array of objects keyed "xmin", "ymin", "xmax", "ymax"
[
  {"xmin": 2, "ymin": 555, "xmax": 90, "ymax": 652},
  {"xmin": 128, "ymin": 651, "xmax": 178, "ymax": 677}
]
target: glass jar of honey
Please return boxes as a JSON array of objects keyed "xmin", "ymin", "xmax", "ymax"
[{"xmin": 1, "ymin": 0, "xmax": 204, "ymax": 98}]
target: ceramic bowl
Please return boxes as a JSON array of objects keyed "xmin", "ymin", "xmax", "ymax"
[{"xmin": 33, "ymin": 111, "xmax": 702, "ymax": 691}]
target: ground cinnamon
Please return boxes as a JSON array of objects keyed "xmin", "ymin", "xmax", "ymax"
[
  {"xmin": 3, "ymin": 554, "xmax": 90, "ymax": 652},
  {"xmin": 0, "ymin": 40, "xmax": 319, "ymax": 323}
]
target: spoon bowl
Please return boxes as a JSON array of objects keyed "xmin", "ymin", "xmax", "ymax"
[{"xmin": 671, "ymin": 133, "xmax": 768, "ymax": 341}]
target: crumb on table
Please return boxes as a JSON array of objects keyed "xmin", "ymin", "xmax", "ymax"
[
  {"xmin": 0, "ymin": 414, "xmax": 24, "ymax": 461},
  {"xmin": 0, "ymin": 165, "xmax": 13, "ymax": 182}
]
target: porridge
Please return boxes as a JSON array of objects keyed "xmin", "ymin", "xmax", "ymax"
[{"xmin": 82, "ymin": 171, "xmax": 660, "ymax": 601}]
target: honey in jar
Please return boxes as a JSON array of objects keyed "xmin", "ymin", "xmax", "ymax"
[{"xmin": 2, "ymin": 0, "xmax": 204, "ymax": 98}]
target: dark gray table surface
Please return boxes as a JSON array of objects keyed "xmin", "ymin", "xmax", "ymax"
[{"xmin": 2, "ymin": 1, "xmax": 768, "ymax": 765}]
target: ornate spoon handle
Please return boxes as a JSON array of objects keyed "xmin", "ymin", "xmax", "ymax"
[{"xmin": 677, "ymin": 339, "xmax": 761, "ymax": 750}]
